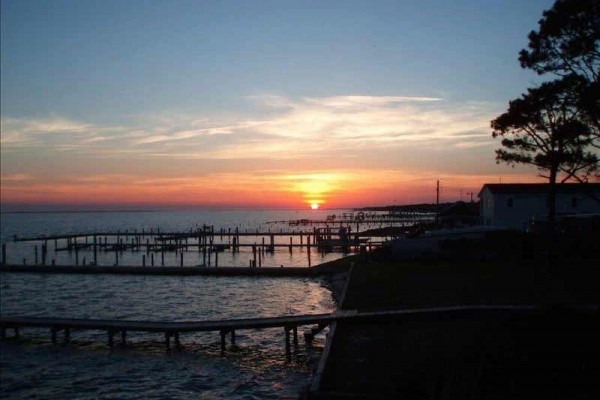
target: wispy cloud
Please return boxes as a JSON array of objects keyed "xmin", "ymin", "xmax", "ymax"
[
  {"xmin": 0, "ymin": 173, "xmax": 34, "ymax": 182},
  {"xmin": 0, "ymin": 116, "xmax": 123, "ymax": 148},
  {"xmin": 0, "ymin": 94, "xmax": 500, "ymax": 164}
]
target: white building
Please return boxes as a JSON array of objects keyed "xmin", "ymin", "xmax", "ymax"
[{"xmin": 478, "ymin": 183, "xmax": 600, "ymax": 230}]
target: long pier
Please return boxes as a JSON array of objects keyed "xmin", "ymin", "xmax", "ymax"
[
  {"xmin": 1, "ymin": 224, "xmax": 390, "ymax": 268},
  {"xmin": 2, "ymin": 306, "xmax": 595, "ymax": 360},
  {"xmin": 0, "ymin": 264, "xmax": 339, "ymax": 277}
]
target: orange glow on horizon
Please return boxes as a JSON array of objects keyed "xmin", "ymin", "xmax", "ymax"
[{"xmin": 0, "ymin": 169, "xmax": 545, "ymax": 210}]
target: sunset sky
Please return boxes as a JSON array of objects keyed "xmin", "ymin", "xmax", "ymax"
[{"xmin": 1, "ymin": 0, "xmax": 554, "ymax": 211}]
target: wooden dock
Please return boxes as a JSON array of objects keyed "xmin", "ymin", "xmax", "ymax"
[
  {"xmin": 2, "ymin": 225, "xmax": 389, "ymax": 268},
  {"xmin": 2, "ymin": 305, "xmax": 595, "ymax": 360},
  {"xmin": 0, "ymin": 264, "xmax": 337, "ymax": 277}
]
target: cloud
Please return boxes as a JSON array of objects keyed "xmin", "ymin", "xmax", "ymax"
[
  {"xmin": 0, "ymin": 116, "xmax": 124, "ymax": 148},
  {"xmin": 0, "ymin": 173, "xmax": 34, "ymax": 182},
  {"xmin": 1, "ymin": 94, "xmax": 501, "ymax": 165}
]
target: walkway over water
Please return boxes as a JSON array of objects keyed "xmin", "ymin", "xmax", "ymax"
[
  {"xmin": 0, "ymin": 264, "xmax": 338, "ymax": 277},
  {"xmin": 3, "ymin": 305, "xmax": 596, "ymax": 360}
]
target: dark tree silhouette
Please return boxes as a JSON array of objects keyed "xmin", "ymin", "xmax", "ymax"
[
  {"xmin": 492, "ymin": 0, "xmax": 600, "ymax": 225},
  {"xmin": 491, "ymin": 77, "xmax": 598, "ymax": 221},
  {"xmin": 519, "ymin": 0, "xmax": 600, "ymax": 149},
  {"xmin": 519, "ymin": 0, "xmax": 599, "ymax": 81}
]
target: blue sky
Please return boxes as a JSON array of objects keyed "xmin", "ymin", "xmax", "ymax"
[{"xmin": 1, "ymin": 0, "xmax": 556, "ymax": 209}]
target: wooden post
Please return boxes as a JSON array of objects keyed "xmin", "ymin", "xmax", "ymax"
[
  {"xmin": 285, "ymin": 327, "xmax": 291, "ymax": 361},
  {"xmin": 258, "ymin": 248, "xmax": 262, "ymax": 267},
  {"xmin": 253, "ymin": 244, "xmax": 257, "ymax": 267},
  {"xmin": 115, "ymin": 250, "xmax": 119, "ymax": 266},
  {"xmin": 307, "ymin": 236, "xmax": 312, "ymax": 267},
  {"xmin": 174, "ymin": 332, "xmax": 180, "ymax": 348},
  {"xmin": 93, "ymin": 235, "xmax": 97, "ymax": 266},
  {"xmin": 289, "ymin": 237, "xmax": 293, "ymax": 253},
  {"xmin": 161, "ymin": 249, "xmax": 165, "ymax": 266},
  {"xmin": 34, "ymin": 246, "xmax": 38, "ymax": 265},
  {"xmin": 165, "ymin": 332, "xmax": 171, "ymax": 350},
  {"xmin": 300, "ymin": 234, "xmax": 303, "ymax": 248},
  {"xmin": 215, "ymin": 251, "xmax": 218, "ymax": 267},
  {"xmin": 269, "ymin": 235, "xmax": 275, "ymax": 253},
  {"xmin": 42, "ymin": 243, "xmax": 47, "ymax": 265},
  {"xmin": 146, "ymin": 239, "xmax": 150, "ymax": 254},
  {"xmin": 75, "ymin": 244, "xmax": 79, "ymax": 266},
  {"xmin": 293, "ymin": 326, "xmax": 298, "ymax": 348},
  {"xmin": 220, "ymin": 330, "xmax": 227, "ymax": 354},
  {"xmin": 203, "ymin": 246, "xmax": 207, "ymax": 266},
  {"xmin": 151, "ymin": 253, "xmax": 155, "ymax": 266},
  {"xmin": 1, "ymin": 243, "xmax": 6, "ymax": 266},
  {"xmin": 108, "ymin": 330, "xmax": 114, "ymax": 348},
  {"xmin": 180, "ymin": 252, "xmax": 183, "ymax": 267},
  {"xmin": 142, "ymin": 255, "xmax": 146, "ymax": 267}
]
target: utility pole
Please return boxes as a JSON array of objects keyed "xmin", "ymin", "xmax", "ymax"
[{"xmin": 436, "ymin": 180, "xmax": 440, "ymax": 224}]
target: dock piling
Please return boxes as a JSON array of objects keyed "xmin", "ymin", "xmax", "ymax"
[
  {"xmin": 220, "ymin": 330, "xmax": 227, "ymax": 354},
  {"xmin": 284, "ymin": 327, "xmax": 291, "ymax": 361},
  {"xmin": 293, "ymin": 326, "xmax": 298, "ymax": 347},
  {"xmin": 93, "ymin": 235, "xmax": 97, "ymax": 266}
]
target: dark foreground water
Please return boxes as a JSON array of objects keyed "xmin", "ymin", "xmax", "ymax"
[
  {"xmin": 0, "ymin": 273, "xmax": 334, "ymax": 399},
  {"xmin": 0, "ymin": 210, "xmax": 345, "ymax": 399}
]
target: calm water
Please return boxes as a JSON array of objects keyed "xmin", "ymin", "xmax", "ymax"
[
  {"xmin": 0, "ymin": 210, "xmax": 354, "ymax": 399},
  {"xmin": 0, "ymin": 210, "xmax": 367, "ymax": 268}
]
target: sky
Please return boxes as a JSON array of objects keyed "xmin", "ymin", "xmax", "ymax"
[{"xmin": 1, "ymin": 0, "xmax": 557, "ymax": 211}]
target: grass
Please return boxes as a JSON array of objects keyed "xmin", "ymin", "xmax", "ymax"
[{"xmin": 314, "ymin": 251, "xmax": 600, "ymax": 398}]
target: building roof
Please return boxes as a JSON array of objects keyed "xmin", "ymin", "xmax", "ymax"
[{"xmin": 478, "ymin": 183, "xmax": 600, "ymax": 197}]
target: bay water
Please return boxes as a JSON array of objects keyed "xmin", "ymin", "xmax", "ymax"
[{"xmin": 0, "ymin": 209, "xmax": 362, "ymax": 399}]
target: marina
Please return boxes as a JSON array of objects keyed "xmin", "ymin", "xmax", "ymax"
[{"xmin": 1, "ymin": 211, "xmax": 433, "ymax": 269}]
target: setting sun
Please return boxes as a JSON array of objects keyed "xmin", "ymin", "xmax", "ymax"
[{"xmin": 310, "ymin": 203, "xmax": 319, "ymax": 210}]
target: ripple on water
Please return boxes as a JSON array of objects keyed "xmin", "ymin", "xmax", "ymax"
[{"xmin": 0, "ymin": 272, "xmax": 334, "ymax": 399}]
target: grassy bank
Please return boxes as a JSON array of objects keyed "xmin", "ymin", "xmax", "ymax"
[
  {"xmin": 341, "ymin": 256, "xmax": 600, "ymax": 311},
  {"xmin": 314, "ymin": 253, "xmax": 600, "ymax": 399}
]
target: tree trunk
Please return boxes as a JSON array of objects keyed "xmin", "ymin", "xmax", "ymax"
[{"xmin": 548, "ymin": 167, "xmax": 558, "ymax": 228}]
